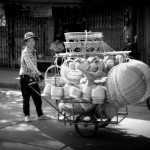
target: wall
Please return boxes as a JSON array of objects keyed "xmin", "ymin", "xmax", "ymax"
[{"xmin": 145, "ymin": 5, "xmax": 150, "ymax": 66}]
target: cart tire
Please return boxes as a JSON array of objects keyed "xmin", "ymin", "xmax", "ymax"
[
  {"xmin": 74, "ymin": 112, "xmax": 98, "ymax": 138},
  {"xmin": 146, "ymin": 97, "xmax": 150, "ymax": 111}
]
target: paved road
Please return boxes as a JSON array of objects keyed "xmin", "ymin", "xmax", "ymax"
[{"xmin": 0, "ymin": 88, "xmax": 150, "ymax": 150}]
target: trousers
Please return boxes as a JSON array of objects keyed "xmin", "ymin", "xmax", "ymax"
[{"xmin": 20, "ymin": 76, "xmax": 43, "ymax": 117}]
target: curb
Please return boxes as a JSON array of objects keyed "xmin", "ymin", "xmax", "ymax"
[
  {"xmin": 0, "ymin": 82, "xmax": 45, "ymax": 90},
  {"xmin": 0, "ymin": 82, "xmax": 20, "ymax": 90}
]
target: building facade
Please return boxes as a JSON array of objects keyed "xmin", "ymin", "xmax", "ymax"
[{"xmin": 0, "ymin": 0, "xmax": 149, "ymax": 70}]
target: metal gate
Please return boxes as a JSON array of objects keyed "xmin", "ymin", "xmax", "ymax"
[
  {"xmin": 55, "ymin": 6, "xmax": 125, "ymax": 51},
  {"xmin": 86, "ymin": 5, "xmax": 124, "ymax": 51},
  {"xmin": 0, "ymin": 9, "xmax": 49, "ymax": 68},
  {"xmin": 0, "ymin": 27, "xmax": 9, "ymax": 67},
  {"xmin": 9, "ymin": 13, "xmax": 48, "ymax": 67}
]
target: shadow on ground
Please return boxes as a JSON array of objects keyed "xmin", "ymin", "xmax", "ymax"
[{"xmin": 0, "ymin": 88, "xmax": 150, "ymax": 150}]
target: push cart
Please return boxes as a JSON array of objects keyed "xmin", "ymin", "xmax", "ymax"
[
  {"xmin": 29, "ymin": 31, "xmax": 146, "ymax": 138},
  {"xmin": 28, "ymin": 55, "xmax": 129, "ymax": 138},
  {"xmin": 28, "ymin": 72, "xmax": 128, "ymax": 138}
]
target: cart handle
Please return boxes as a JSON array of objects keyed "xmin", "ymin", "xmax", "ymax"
[
  {"xmin": 28, "ymin": 80, "xmax": 43, "ymax": 86},
  {"xmin": 28, "ymin": 82, "xmax": 72, "ymax": 123}
]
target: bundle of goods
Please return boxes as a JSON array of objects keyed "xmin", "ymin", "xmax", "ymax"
[
  {"xmin": 95, "ymin": 103, "xmax": 118, "ymax": 119},
  {"xmin": 65, "ymin": 31, "xmax": 103, "ymax": 41},
  {"xmin": 57, "ymin": 53, "xmax": 129, "ymax": 112},
  {"xmin": 128, "ymin": 59, "xmax": 150, "ymax": 101},
  {"xmin": 58, "ymin": 101, "xmax": 84, "ymax": 115},
  {"xmin": 43, "ymin": 31, "xmax": 149, "ymax": 119},
  {"xmin": 64, "ymin": 31, "xmax": 115, "ymax": 52},
  {"xmin": 106, "ymin": 62, "xmax": 147, "ymax": 108},
  {"xmin": 91, "ymin": 86, "xmax": 106, "ymax": 104},
  {"xmin": 42, "ymin": 65, "xmax": 66, "ymax": 97},
  {"xmin": 57, "ymin": 55, "xmax": 123, "ymax": 112},
  {"xmin": 82, "ymin": 57, "xmax": 107, "ymax": 80},
  {"xmin": 60, "ymin": 58, "xmax": 84, "ymax": 84},
  {"xmin": 51, "ymin": 86, "xmax": 64, "ymax": 100}
]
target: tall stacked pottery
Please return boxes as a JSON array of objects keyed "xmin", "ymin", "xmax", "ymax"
[
  {"xmin": 128, "ymin": 59, "xmax": 150, "ymax": 101},
  {"xmin": 106, "ymin": 62, "xmax": 147, "ymax": 108}
]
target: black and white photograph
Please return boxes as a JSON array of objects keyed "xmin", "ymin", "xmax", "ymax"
[{"xmin": 0, "ymin": 0, "xmax": 150, "ymax": 150}]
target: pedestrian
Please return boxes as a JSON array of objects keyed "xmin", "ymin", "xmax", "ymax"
[
  {"xmin": 49, "ymin": 37, "xmax": 65, "ymax": 54},
  {"xmin": 19, "ymin": 32, "xmax": 49, "ymax": 122},
  {"xmin": 49, "ymin": 37, "xmax": 65, "ymax": 66}
]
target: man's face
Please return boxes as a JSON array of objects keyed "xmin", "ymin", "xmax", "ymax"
[
  {"xmin": 55, "ymin": 39, "xmax": 60, "ymax": 44},
  {"xmin": 26, "ymin": 38, "xmax": 35, "ymax": 49}
]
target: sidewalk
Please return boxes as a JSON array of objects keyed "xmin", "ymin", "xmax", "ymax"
[
  {"xmin": 0, "ymin": 68, "xmax": 46, "ymax": 90},
  {"xmin": 0, "ymin": 68, "xmax": 73, "ymax": 150}
]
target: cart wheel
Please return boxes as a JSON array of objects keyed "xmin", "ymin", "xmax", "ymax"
[
  {"xmin": 74, "ymin": 112, "xmax": 98, "ymax": 138},
  {"xmin": 146, "ymin": 97, "xmax": 150, "ymax": 111}
]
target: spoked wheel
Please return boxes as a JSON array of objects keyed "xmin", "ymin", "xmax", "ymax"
[
  {"xmin": 146, "ymin": 97, "xmax": 150, "ymax": 111},
  {"xmin": 74, "ymin": 112, "xmax": 98, "ymax": 138}
]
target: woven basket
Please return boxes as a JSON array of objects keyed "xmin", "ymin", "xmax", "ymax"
[
  {"xmin": 106, "ymin": 62, "xmax": 147, "ymax": 108},
  {"xmin": 82, "ymin": 85, "xmax": 92, "ymax": 101},
  {"xmin": 63, "ymin": 83, "xmax": 72, "ymax": 99},
  {"xmin": 60, "ymin": 62, "xmax": 84, "ymax": 84},
  {"xmin": 95, "ymin": 103, "xmax": 117, "ymax": 119},
  {"xmin": 103, "ymin": 103, "xmax": 118, "ymax": 119},
  {"xmin": 129, "ymin": 59, "xmax": 150, "ymax": 102},
  {"xmin": 42, "ymin": 83, "xmax": 53, "ymax": 97},
  {"xmin": 62, "ymin": 103, "xmax": 84, "ymax": 115},
  {"xmin": 64, "ymin": 32, "xmax": 103, "ymax": 41},
  {"xmin": 95, "ymin": 104, "xmax": 107, "ymax": 119},
  {"xmin": 84, "ymin": 70, "xmax": 105, "ymax": 80},
  {"xmin": 51, "ymin": 86, "xmax": 64, "ymax": 100},
  {"xmin": 80, "ymin": 102, "xmax": 96, "ymax": 112},
  {"xmin": 45, "ymin": 65, "xmax": 65, "ymax": 87},
  {"xmin": 91, "ymin": 86, "xmax": 106, "ymax": 104},
  {"xmin": 70, "ymin": 86, "xmax": 82, "ymax": 99}
]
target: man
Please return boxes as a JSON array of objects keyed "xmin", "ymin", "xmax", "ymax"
[
  {"xmin": 19, "ymin": 32, "xmax": 49, "ymax": 122},
  {"xmin": 49, "ymin": 37, "xmax": 65, "ymax": 66},
  {"xmin": 50, "ymin": 37, "xmax": 65, "ymax": 54}
]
